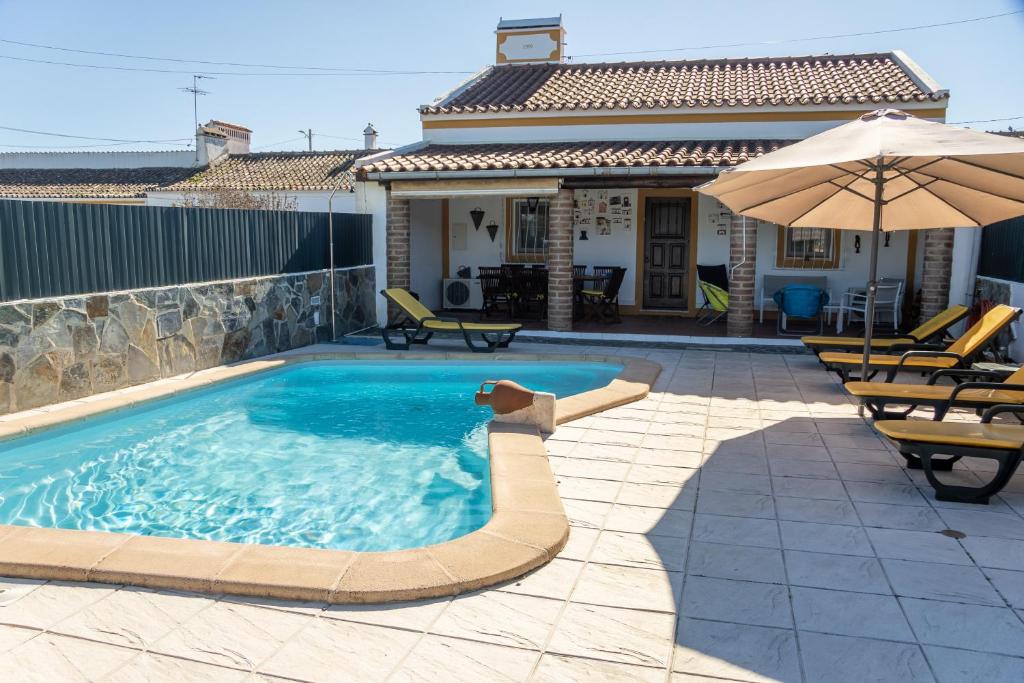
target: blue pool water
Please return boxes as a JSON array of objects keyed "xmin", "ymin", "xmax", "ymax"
[{"xmin": 0, "ymin": 361, "xmax": 618, "ymax": 551}]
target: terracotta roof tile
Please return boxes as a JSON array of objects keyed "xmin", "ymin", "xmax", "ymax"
[
  {"xmin": 0, "ymin": 167, "xmax": 198, "ymax": 199},
  {"xmin": 164, "ymin": 150, "xmax": 383, "ymax": 193},
  {"xmin": 421, "ymin": 53, "xmax": 946, "ymax": 115},
  {"xmin": 359, "ymin": 140, "xmax": 791, "ymax": 175}
]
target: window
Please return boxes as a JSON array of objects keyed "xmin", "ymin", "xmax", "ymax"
[
  {"xmin": 776, "ymin": 226, "xmax": 841, "ymax": 269},
  {"xmin": 508, "ymin": 198, "xmax": 549, "ymax": 262}
]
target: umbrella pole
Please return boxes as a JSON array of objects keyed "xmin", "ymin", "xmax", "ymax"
[{"xmin": 858, "ymin": 160, "xmax": 886, "ymax": 389}]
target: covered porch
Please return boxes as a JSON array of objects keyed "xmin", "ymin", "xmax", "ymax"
[{"xmin": 361, "ymin": 141, "xmax": 955, "ymax": 339}]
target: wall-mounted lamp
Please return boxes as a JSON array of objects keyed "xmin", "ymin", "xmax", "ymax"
[
  {"xmin": 469, "ymin": 207, "xmax": 485, "ymax": 231},
  {"xmin": 854, "ymin": 235, "xmax": 861, "ymax": 254},
  {"xmin": 579, "ymin": 229, "xmax": 589, "ymax": 241},
  {"xmin": 884, "ymin": 232, "xmax": 891, "ymax": 248},
  {"xmin": 485, "ymin": 221, "xmax": 499, "ymax": 242},
  {"xmin": 526, "ymin": 196, "xmax": 540, "ymax": 212}
]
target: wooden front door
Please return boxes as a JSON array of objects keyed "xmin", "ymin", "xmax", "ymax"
[{"xmin": 643, "ymin": 197, "xmax": 690, "ymax": 310}]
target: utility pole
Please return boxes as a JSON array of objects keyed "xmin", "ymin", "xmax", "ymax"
[
  {"xmin": 179, "ymin": 75, "xmax": 213, "ymax": 163},
  {"xmin": 298, "ymin": 128, "xmax": 313, "ymax": 151}
]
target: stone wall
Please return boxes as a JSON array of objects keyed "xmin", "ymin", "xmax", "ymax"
[{"xmin": 0, "ymin": 266, "xmax": 375, "ymax": 414}]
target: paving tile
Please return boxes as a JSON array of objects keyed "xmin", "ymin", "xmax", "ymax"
[
  {"xmin": 0, "ymin": 632, "xmax": 137, "ymax": 682},
  {"xmin": 780, "ymin": 521, "xmax": 874, "ymax": 556},
  {"xmin": 854, "ymin": 501, "xmax": 946, "ymax": 531},
  {"xmin": 901, "ymin": 597, "xmax": 1024, "ymax": 657},
  {"xmin": 673, "ymin": 618, "xmax": 800, "ymax": 683},
  {"xmin": 771, "ymin": 476, "xmax": 849, "ymax": 501},
  {"xmin": 883, "ymin": 559, "xmax": 1005, "ymax": 606},
  {"xmin": 563, "ymin": 443, "xmax": 637, "ymax": 462},
  {"xmin": 774, "ymin": 496, "xmax": 859, "ymax": 525},
  {"xmin": 697, "ymin": 471, "xmax": 771, "ymax": 495},
  {"xmin": 603, "ymin": 504, "xmax": 693, "ymax": 538},
  {"xmin": 694, "ymin": 490, "xmax": 775, "ymax": 519},
  {"xmin": 768, "ymin": 458, "xmax": 838, "ymax": 479},
  {"xmin": 0, "ymin": 625, "xmax": 40, "ymax": 654},
  {"xmin": 589, "ymin": 531, "xmax": 687, "ymax": 571},
  {"xmin": 616, "ymin": 482, "xmax": 696, "ymax": 510},
  {"xmin": 790, "ymin": 586, "xmax": 914, "ymax": 641},
  {"xmin": 106, "ymin": 653, "xmax": 249, "ymax": 682},
  {"xmin": 691, "ymin": 513, "xmax": 780, "ymax": 549},
  {"xmin": 984, "ymin": 569, "xmax": 1024, "ymax": 608},
  {"xmin": 547, "ymin": 602, "xmax": 676, "ymax": 668},
  {"xmin": 259, "ymin": 616, "xmax": 419, "ymax": 681},
  {"xmin": 687, "ymin": 542, "xmax": 786, "ymax": 584},
  {"xmin": 498, "ymin": 558, "xmax": 584, "ymax": 601},
  {"xmin": 325, "ymin": 597, "xmax": 449, "ymax": 631},
  {"xmin": 923, "ymin": 645, "xmax": 1024, "ymax": 683},
  {"xmin": 867, "ymin": 528, "xmax": 972, "ymax": 565},
  {"xmin": 559, "ymin": 526, "xmax": 600, "ymax": 561},
  {"xmin": 784, "ymin": 550, "xmax": 891, "ymax": 594},
  {"xmin": 699, "ymin": 452, "xmax": 769, "ymax": 476},
  {"xmin": 430, "ymin": 591, "xmax": 561, "ymax": 650},
  {"xmin": 151, "ymin": 600, "xmax": 311, "ymax": 670},
  {"xmin": 532, "ymin": 653, "xmax": 664, "ymax": 682},
  {"xmin": 846, "ymin": 481, "xmax": 929, "ymax": 506},
  {"xmin": 962, "ymin": 537, "xmax": 1024, "ymax": 570},
  {"xmin": 557, "ymin": 475, "xmax": 622, "ymax": 503},
  {"xmin": 571, "ymin": 562, "xmax": 682, "ymax": 613},
  {"xmin": 766, "ymin": 445, "xmax": 832, "ymax": 463},
  {"xmin": 552, "ymin": 457, "xmax": 631, "ymax": 481},
  {"xmin": 389, "ymin": 634, "xmax": 539, "ymax": 683},
  {"xmin": 0, "ymin": 580, "xmax": 116, "ymax": 630},
  {"xmin": 798, "ymin": 631, "xmax": 934, "ymax": 682},
  {"xmin": 562, "ymin": 499, "xmax": 612, "ymax": 529},
  {"xmin": 680, "ymin": 576, "xmax": 792, "ymax": 628},
  {"xmin": 0, "ymin": 577, "xmax": 44, "ymax": 608},
  {"xmin": 52, "ymin": 587, "xmax": 214, "ymax": 649},
  {"xmin": 937, "ymin": 509, "xmax": 1024, "ymax": 540}
]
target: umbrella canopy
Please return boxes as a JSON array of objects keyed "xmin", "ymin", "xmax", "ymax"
[{"xmin": 697, "ymin": 109, "xmax": 1024, "ymax": 384}]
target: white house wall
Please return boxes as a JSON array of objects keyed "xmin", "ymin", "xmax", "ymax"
[
  {"xmin": 409, "ymin": 199, "xmax": 444, "ymax": 310},
  {"xmin": 356, "ymin": 182, "xmax": 389, "ymax": 326},
  {"xmin": 448, "ymin": 196, "xmax": 507, "ymax": 277},
  {"xmin": 571, "ymin": 189, "xmax": 638, "ymax": 306}
]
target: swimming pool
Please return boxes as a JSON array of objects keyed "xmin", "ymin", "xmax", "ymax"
[{"xmin": 0, "ymin": 360, "xmax": 619, "ymax": 552}]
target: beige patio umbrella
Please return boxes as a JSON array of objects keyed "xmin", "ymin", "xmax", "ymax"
[{"xmin": 697, "ymin": 108, "xmax": 1024, "ymax": 382}]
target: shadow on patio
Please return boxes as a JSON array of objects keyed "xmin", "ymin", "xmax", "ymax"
[{"xmin": 539, "ymin": 349, "xmax": 1024, "ymax": 682}]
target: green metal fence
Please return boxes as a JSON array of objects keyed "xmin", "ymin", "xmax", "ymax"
[
  {"xmin": 978, "ymin": 216, "xmax": 1024, "ymax": 284},
  {"xmin": 0, "ymin": 199, "xmax": 372, "ymax": 301}
]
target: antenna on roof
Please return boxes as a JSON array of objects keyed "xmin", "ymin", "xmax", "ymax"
[{"xmin": 179, "ymin": 74, "xmax": 213, "ymax": 162}]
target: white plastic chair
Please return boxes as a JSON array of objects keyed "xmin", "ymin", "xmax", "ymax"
[{"xmin": 836, "ymin": 282, "xmax": 902, "ymax": 333}]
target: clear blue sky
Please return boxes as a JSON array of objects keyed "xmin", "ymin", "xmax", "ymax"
[{"xmin": 0, "ymin": 0, "xmax": 1021, "ymax": 152}]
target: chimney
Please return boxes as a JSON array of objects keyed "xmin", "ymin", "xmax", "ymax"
[
  {"xmin": 363, "ymin": 123, "xmax": 378, "ymax": 150},
  {"xmin": 495, "ymin": 16, "xmax": 565, "ymax": 65},
  {"xmin": 204, "ymin": 120, "xmax": 252, "ymax": 155}
]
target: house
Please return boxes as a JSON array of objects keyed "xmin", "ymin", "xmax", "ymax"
[
  {"xmin": 0, "ymin": 121, "xmax": 384, "ymax": 214},
  {"xmin": 357, "ymin": 16, "xmax": 961, "ymax": 337},
  {"xmin": 0, "ymin": 121, "xmax": 242, "ymax": 204}
]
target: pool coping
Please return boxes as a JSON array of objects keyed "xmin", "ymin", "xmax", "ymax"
[{"xmin": 0, "ymin": 351, "xmax": 660, "ymax": 603}]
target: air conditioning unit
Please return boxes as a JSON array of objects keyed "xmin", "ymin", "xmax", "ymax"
[{"xmin": 441, "ymin": 278, "xmax": 482, "ymax": 310}]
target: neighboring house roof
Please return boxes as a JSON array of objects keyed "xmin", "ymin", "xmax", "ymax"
[
  {"xmin": 990, "ymin": 130, "xmax": 1024, "ymax": 139},
  {"xmin": 359, "ymin": 140, "xmax": 791, "ymax": 174},
  {"xmin": 163, "ymin": 150, "xmax": 383, "ymax": 193},
  {"xmin": 421, "ymin": 52, "xmax": 948, "ymax": 114},
  {"xmin": 208, "ymin": 120, "xmax": 253, "ymax": 133},
  {"xmin": 0, "ymin": 167, "xmax": 198, "ymax": 199}
]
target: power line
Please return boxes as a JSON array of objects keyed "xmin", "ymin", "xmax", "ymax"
[
  {"xmin": 0, "ymin": 139, "xmax": 192, "ymax": 149},
  {"xmin": 250, "ymin": 136, "xmax": 306, "ymax": 151},
  {"xmin": 568, "ymin": 9, "xmax": 1023, "ymax": 59},
  {"xmin": 0, "ymin": 52, "xmax": 472, "ymax": 77},
  {"xmin": 0, "ymin": 124, "xmax": 193, "ymax": 144},
  {"xmin": 0, "ymin": 36, "xmax": 475, "ymax": 75},
  {"xmin": 949, "ymin": 115, "xmax": 1024, "ymax": 125}
]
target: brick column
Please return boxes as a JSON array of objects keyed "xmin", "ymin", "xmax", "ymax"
[
  {"xmin": 920, "ymin": 228, "xmax": 954, "ymax": 321},
  {"xmin": 385, "ymin": 191, "xmax": 410, "ymax": 323},
  {"xmin": 727, "ymin": 212, "xmax": 757, "ymax": 337},
  {"xmin": 545, "ymin": 189, "xmax": 574, "ymax": 332}
]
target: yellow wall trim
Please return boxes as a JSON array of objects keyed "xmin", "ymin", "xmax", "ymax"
[{"xmin": 422, "ymin": 107, "xmax": 948, "ymax": 129}]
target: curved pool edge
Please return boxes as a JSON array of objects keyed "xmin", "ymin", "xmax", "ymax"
[{"xmin": 0, "ymin": 351, "xmax": 661, "ymax": 603}]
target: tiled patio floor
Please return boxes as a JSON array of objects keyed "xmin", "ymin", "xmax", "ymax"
[{"xmin": 2, "ymin": 340, "xmax": 1024, "ymax": 682}]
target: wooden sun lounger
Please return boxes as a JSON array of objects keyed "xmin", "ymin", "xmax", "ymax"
[
  {"xmin": 801, "ymin": 305, "xmax": 967, "ymax": 356},
  {"xmin": 876, "ymin": 406, "xmax": 1024, "ymax": 504},
  {"xmin": 819, "ymin": 305, "xmax": 1021, "ymax": 382},
  {"xmin": 380, "ymin": 288, "xmax": 521, "ymax": 353}
]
